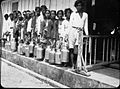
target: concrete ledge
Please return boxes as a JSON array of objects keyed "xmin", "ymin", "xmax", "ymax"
[{"xmin": 1, "ymin": 48, "xmax": 116, "ymax": 88}]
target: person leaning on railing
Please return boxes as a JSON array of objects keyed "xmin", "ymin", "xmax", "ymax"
[{"xmin": 68, "ymin": 0, "xmax": 88, "ymax": 71}]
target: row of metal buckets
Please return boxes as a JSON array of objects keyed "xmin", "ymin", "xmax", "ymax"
[
  {"xmin": 4, "ymin": 38, "xmax": 16, "ymax": 52},
  {"xmin": 4, "ymin": 38, "xmax": 69, "ymax": 65}
]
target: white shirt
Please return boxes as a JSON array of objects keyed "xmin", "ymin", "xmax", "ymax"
[
  {"xmin": 70, "ymin": 12, "xmax": 88, "ymax": 35},
  {"xmin": 2, "ymin": 18, "xmax": 9, "ymax": 36},
  {"xmin": 27, "ymin": 18, "xmax": 32, "ymax": 32},
  {"xmin": 7, "ymin": 18, "xmax": 14, "ymax": 34},
  {"xmin": 58, "ymin": 21, "xmax": 63, "ymax": 37},
  {"xmin": 35, "ymin": 13, "xmax": 44, "ymax": 35},
  {"xmin": 7, "ymin": 18, "xmax": 14, "ymax": 40},
  {"xmin": 61, "ymin": 19, "xmax": 71, "ymax": 39}
]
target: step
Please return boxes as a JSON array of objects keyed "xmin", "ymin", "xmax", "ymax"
[{"xmin": 1, "ymin": 48, "xmax": 119, "ymax": 88}]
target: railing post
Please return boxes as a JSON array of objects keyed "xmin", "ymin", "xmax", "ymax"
[
  {"xmin": 94, "ymin": 38, "xmax": 97, "ymax": 64},
  {"xmin": 106, "ymin": 38, "xmax": 109, "ymax": 62},
  {"xmin": 114, "ymin": 38, "xmax": 116, "ymax": 61},
  {"xmin": 102, "ymin": 38, "xmax": 105, "ymax": 62},
  {"xmin": 89, "ymin": 37, "xmax": 92, "ymax": 65},
  {"xmin": 117, "ymin": 39, "xmax": 119, "ymax": 61},
  {"xmin": 85, "ymin": 38, "xmax": 88, "ymax": 66},
  {"xmin": 110, "ymin": 38, "xmax": 113, "ymax": 61}
]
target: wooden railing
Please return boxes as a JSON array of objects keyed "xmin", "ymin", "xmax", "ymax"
[{"xmin": 82, "ymin": 35, "xmax": 119, "ymax": 70}]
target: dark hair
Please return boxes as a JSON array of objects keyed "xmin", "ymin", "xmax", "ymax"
[
  {"xmin": 9, "ymin": 13, "xmax": 14, "ymax": 20},
  {"xmin": 26, "ymin": 10, "xmax": 31, "ymax": 13},
  {"xmin": 40, "ymin": 5, "xmax": 47, "ymax": 10},
  {"xmin": 13, "ymin": 10, "xmax": 18, "ymax": 18},
  {"xmin": 4, "ymin": 14, "xmax": 9, "ymax": 18},
  {"xmin": 74, "ymin": 0, "xmax": 84, "ymax": 7},
  {"xmin": 50, "ymin": 10, "xmax": 56, "ymax": 15},
  {"xmin": 64, "ymin": 8, "xmax": 73, "ymax": 17},
  {"xmin": 17, "ymin": 11, "xmax": 21, "ymax": 14},
  {"xmin": 35, "ymin": 7, "xmax": 41, "ymax": 12},
  {"xmin": 9, "ymin": 13, "xmax": 13, "ymax": 17},
  {"xmin": 44, "ymin": 10, "xmax": 51, "ymax": 19},
  {"xmin": 57, "ymin": 10, "xmax": 64, "ymax": 17},
  {"xmin": 19, "ymin": 16, "xmax": 23, "ymax": 21}
]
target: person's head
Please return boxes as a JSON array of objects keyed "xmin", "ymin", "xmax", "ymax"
[
  {"xmin": 30, "ymin": 10, "xmax": 35, "ymax": 18},
  {"xmin": 50, "ymin": 10, "xmax": 56, "ymax": 19},
  {"xmin": 57, "ymin": 10, "xmax": 64, "ymax": 19},
  {"xmin": 4, "ymin": 14, "xmax": 9, "ymax": 20},
  {"xmin": 74, "ymin": 0, "xmax": 84, "ymax": 12},
  {"xmin": 59, "ymin": 37, "xmax": 63, "ymax": 41},
  {"xmin": 35, "ymin": 7, "xmax": 41, "ymax": 16},
  {"xmin": 18, "ymin": 16, "xmax": 23, "ymax": 21},
  {"xmin": 40, "ymin": 5, "xmax": 47, "ymax": 15},
  {"xmin": 17, "ymin": 11, "xmax": 22, "ymax": 17},
  {"xmin": 64, "ymin": 8, "xmax": 73, "ymax": 19},
  {"xmin": 13, "ymin": 10, "xmax": 18, "ymax": 19},
  {"xmin": 23, "ymin": 10, "xmax": 27, "ymax": 18},
  {"xmin": 45, "ymin": 10, "xmax": 51, "ymax": 19},
  {"xmin": 26, "ymin": 10, "xmax": 31, "ymax": 19},
  {"xmin": 9, "ymin": 13, "xmax": 14, "ymax": 21}
]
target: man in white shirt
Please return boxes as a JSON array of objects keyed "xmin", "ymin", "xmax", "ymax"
[
  {"xmin": 34, "ymin": 7, "xmax": 42, "ymax": 36},
  {"xmin": 35, "ymin": 5, "xmax": 47, "ymax": 36},
  {"xmin": 2, "ymin": 14, "xmax": 9, "ymax": 38},
  {"xmin": 8, "ymin": 13, "xmax": 14, "ymax": 41},
  {"xmin": 69, "ymin": 0, "xmax": 88, "ymax": 71}
]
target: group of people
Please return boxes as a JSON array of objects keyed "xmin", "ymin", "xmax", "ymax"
[{"xmin": 2, "ymin": 0, "xmax": 89, "ymax": 71}]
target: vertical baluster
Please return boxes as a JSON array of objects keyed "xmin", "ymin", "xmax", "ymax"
[
  {"xmin": 85, "ymin": 37, "xmax": 88, "ymax": 66},
  {"xmin": 117, "ymin": 40, "xmax": 119, "ymax": 60},
  {"xmin": 106, "ymin": 38, "xmax": 109, "ymax": 62},
  {"xmin": 89, "ymin": 37, "xmax": 92, "ymax": 65},
  {"xmin": 94, "ymin": 38, "xmax": 97, "ymax": 64},
  {"xmin": 110, "ymin": 38, "xmax": 113, "ymax": 61},
  {"xmin": 102, "ymin": 38, "xmax": 105, "ymax": 62},
  {"xmin": 114, "ymin": 38, "xmax": 116, "ymax": 61}
]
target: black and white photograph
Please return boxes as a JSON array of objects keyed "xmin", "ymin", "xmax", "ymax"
[{"xmin": 0, "ymin": 0, "xmax": 120, "ymax": 88}]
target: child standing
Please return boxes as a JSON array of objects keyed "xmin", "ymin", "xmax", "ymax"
[{"xmin": 61, "ymin": 8, "xmax": 73, "ymax": 67}]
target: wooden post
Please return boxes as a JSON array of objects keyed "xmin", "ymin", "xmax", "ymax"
[
  {"xmin": 114, "ymin": 39, "xmax": 116, "ymax": 61},
  {"xmin": 117, "ymin": 40, "xmax": 119, "ymax": 60},
  {"xmin": 102, "ymin": 38, "xmax": 105, "ymax": 62},
  {"xmin": 110, "ymin": 38, "xmax": 113, "ymax": 61},
  {"xmin": 106, "ymin": 38, "xmax": 109, "ymax": 62},
  {"xmin": 89, "ymin": 37, "xmax": 92, "ymax": 65},
  {"xmin": 94, "ymin": 38, "xmax": 97, "ymax": 64},
  {"xmin": 85, "ymin": 38, "xmax": 88, "ymax": 66}
]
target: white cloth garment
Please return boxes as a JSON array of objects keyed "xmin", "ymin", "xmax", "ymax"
[
  {"xmin": 61, "ymin": 20, "xmax": 70, "ymax": 39},
  {"xmin": 2, "ymin": 18, "xmax": 9, "ymax": 36},
  {"xmin": 27, "ymin": 18, "xmax": 32, "ymax": 32},
  {"xmin": 7, "ymin": 18, "xmax": 14, "ymax": 40},
  {"xmin": 69, "ymin": 12, "xmax": 88, "ymax": 48},
  {"xmin": 58, "ymin": 21, "xmax": 64, "ymax": 38},
  {"xmin": 35, "ymin": 13, "xmax": 44, "ymax": 35}
]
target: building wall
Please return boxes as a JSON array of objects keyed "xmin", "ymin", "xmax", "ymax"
[{"xmin": 1, "ymin": 0, "xmax": 77, "ymax": 16}]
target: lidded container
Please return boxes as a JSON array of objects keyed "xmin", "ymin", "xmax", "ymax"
[
  {"xmin": 61, "ymin": 43, "xmax": 69, "ymax": 63},
  {"xmin": 55, "ymin": 48, "xmax": 61, "ymax": 64},
  {"xmin": 11, "ymin": 38, "xmax": 16, "ymax": 52},
  {"xmin": 34, "ymin": 44, "xmax": 39, "ymax": 58},
  {"xmin": 36, "ymin": 45, "xmax": 43, "ymax": 60},
  {"xmin": 49, "ymin": 48, "xmax": 55, "ymax": 64},
  {"xmin": 18, "ymin": 42, "xmax": 23, "ymax": 54},
  {"xmin": 22, "ymin": 43, "xmax": 26, "ymax": 54},
  {"xmin": 44, "ymin": 45, "xmax": 51, "ymax": 61},
  {"xmin": 29, "ymin": 40, "xmax": 34, "ymax": 54},
  {"xmin": 25, "ymin": 44, "xmax": 29, "ymax": 57}
]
